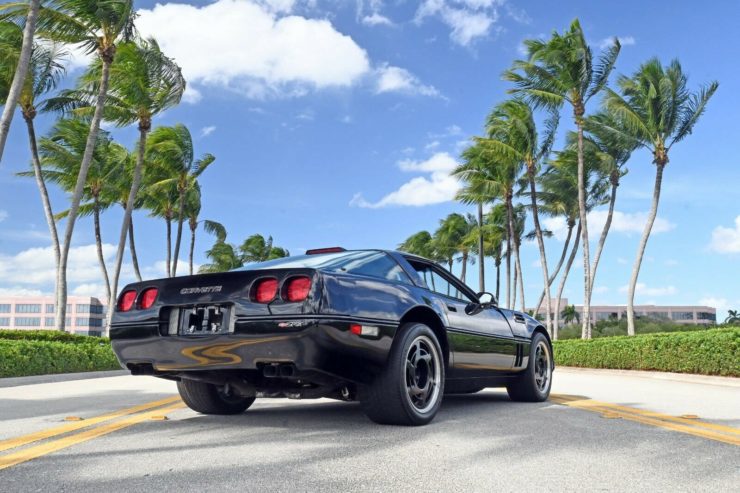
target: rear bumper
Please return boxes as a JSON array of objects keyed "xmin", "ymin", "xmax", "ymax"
[{"xmin": 110, "ymin": 318, "xmax": 396, "ymax": 384}]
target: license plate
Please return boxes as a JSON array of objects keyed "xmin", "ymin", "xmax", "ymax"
[{"xmin": 177, "ymin": 305, "xmax": 232, "ymax": 335}]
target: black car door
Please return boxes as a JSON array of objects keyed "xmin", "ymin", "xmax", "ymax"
[{"xmin": 412, "ymin": 262, "xmax": 517, "ymax": 376}]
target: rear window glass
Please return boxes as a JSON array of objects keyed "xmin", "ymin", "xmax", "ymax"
[{"xmin": 239, "ymin": 251, "xmax": 411, "ymax": 283}]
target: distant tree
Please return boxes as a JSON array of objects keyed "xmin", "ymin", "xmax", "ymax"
[
  {"xmin": 724, "ymin": 310, "xmax": 740, "ymax": 324},
  {"xmin": 561, "ymin": 305, "xmax": 579, "ymax": 325},
  {"xmin": 398, "ymin": 231, "xmax": 437, "ymax": 260}
]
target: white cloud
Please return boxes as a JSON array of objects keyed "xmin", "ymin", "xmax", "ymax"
[
  {"xmin": 0, "ymin": 287, "xmax": 48, "ymax": 297},
  {"xmin": 351, "ymin": 152, "xmax": 460, "ymax": 208},
  {"xmin": 72, "ymin": 283, "xmax": 107, "ymax": 298},
  {"xmin": 593, "ymin": 286, "xmax": 609, "ymax": 294},
  {"xmin": 415, "ymin": 0, "xmax": 504, "ymax": 46},
  {"xmin": 708, "ymin": 216, "xmax": 740, "ymax": 254},
  {"xmin": 375, "ymin": 64, "xmax": 441, "ymax": 97},
  {"xmin": 200, "ymin": 125, "xmax": 217, "ymax": 137},
  {"xmin": 619, "ymin": 283, "xmax": 677, "ymax": 297},
  {"xmin": 362, "ymin": 13, "xmax": 394, "ymax": 26},
  {"xmin": 543, "ymin": 210, "xmax": 675, "ymax": 242},
  {"xmin": 135, "ymin": 0, "xmax": 371, "ymax": 100},
  {"xmin": 0, "ymin": 210, "xmax": 7, "ymax": 223},
  {"xmin": 699, "ymin": 297, "xmax": 729, "ymax": 313},
  {"xmin": 599, "ymin": 35, "xmax": 636, "ymax": 50},
  {"xmin": 425, "ymin": 140, "xmax": 440, "ymax": 151}
]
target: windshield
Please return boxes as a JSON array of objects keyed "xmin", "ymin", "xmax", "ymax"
[{"xmin": 237, "ymin": 250, "xmax": 411, "ymax": 283}]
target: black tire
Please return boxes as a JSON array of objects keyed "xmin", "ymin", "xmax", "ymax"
[
  {"xmin": 177, "ymin": 379, "xmax": 255, "ymax": 415},
  {"xmin": 506, "ymin": 332, "xmax": 553, "ymax": 402},
  {"xmin": 360, "ymin": 323, "xmax": 445, "ymax": 426}
]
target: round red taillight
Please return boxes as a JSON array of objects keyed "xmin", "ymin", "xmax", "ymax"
[
  {"xmin": 139, "ymin": 288, "xmax": 158, "ymax": 310},
  {"xmin": 285, "ymin": 277, "xmax": 311, "ymax": 302},
  {"xmin": 254, "ymin": 278, "xmax": 278, "ymax": 303},
  {"xmin": 117, "ymin": 290, "xmax": 137, "ymax": 312}
]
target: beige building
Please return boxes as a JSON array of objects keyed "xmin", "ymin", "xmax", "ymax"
[
  {"xmin": 0, "ymin": 295, "xmax": 106, "ymax": 336},
  {"xmin": 531, "ymin": 298, "xmax": 716, "ymax": 326}
]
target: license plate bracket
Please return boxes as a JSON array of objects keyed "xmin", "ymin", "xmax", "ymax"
[{"xmin": 178, "ymin": 305, "xmax": 232, "ymax": 335}]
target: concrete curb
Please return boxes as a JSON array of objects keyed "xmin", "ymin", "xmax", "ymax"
[
  {"xmin": 0, "ymin": 370, "xmax": 128, "ymax": 388},
  {"xmin": 558, "ymin": 366, "xmax": 740, "ymax": 388}
]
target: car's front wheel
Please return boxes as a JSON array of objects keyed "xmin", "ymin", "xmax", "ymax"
[
  {"xmin": 177, "ymin": 379, "xmax": 255, "ymax": 415},
  {"xmin": 361, "ymin": 323, "xmax": 445, "ymax": 426},
  {"xmin": 506, "ymin": 332, "xmax": 553, "ymax": 402}
]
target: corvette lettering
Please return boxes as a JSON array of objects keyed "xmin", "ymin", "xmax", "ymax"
[{"xmin": 180, "ymin": 286, "xmax": 223, "ymax": 295}]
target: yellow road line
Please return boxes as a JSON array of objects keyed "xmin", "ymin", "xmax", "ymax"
[
  {"xmin": 0, "ymin": 396, "xmax": 182, "ymax": 453},
  {"xmin": 0, "ymin": 402, "xmax": 186, "ymax": 470},
  {"xmin": 550, "ymin": 395, "xmax": 740, "ymax": 446}
]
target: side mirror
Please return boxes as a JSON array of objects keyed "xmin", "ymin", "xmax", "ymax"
[{"xmin": 477, "ymin": 292, "xmax": 497, "ymax": 307}]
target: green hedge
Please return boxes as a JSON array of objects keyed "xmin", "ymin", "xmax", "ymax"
[
  {"xmin": 0, "ymin": 329, "xmax": 109, "ymax": 344},
  {"xmin": 553, "ymin": 327, "xmax": 740, "ymax": 377},
  {"xmin": 0, "ymin": 339, "xmax": 121, "ymax": 378}
]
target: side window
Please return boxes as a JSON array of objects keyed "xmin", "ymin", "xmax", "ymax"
[
  {"xmin": 337, "ymin": 252, "xmax": 412, "ymax": 284},
  {"xmin": 413, "ymin": 263, "xmax": 472, "ymax": 302}
]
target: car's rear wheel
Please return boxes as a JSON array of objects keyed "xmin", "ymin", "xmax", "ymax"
[
  {"xmin": 177, "ymin": 379, "xmax": 255, "ymax": 415},
  {"xmin": 361, "ymin": 323, "xmax": 445, "ymax": 426},
  {"xmin": 506, "ymin": 332, "xmax": 552, "ymax": 402}
]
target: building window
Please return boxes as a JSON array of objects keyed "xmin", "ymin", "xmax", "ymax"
[
  {"xmin": 45, "ymin": 317, "xmax": 55, "ymax": 327},
  {"xmin": 76, "ymin": 304, "xmax": 91, "ymax": 314},
  {"xmin": 14, "ymin": 317, "xmax": 41, "ymax": 327},
  {"xmin": 697, "ymin": 312, "xmax": 716, "ymax": 322},
  {"xmin": 646, "ymin": 311, "xmax": 669, "ymax": 320},
  {"xmin": 76, "ymin": 318, "xmax": 103, "ymax": 327},
  {"xmin": 15, "ymin": 304, "xmax": 42, "ymax": 313},
  {"xmin": 46, "ymin": 304, "xmax": 55, "ymax": 313},
  {"xmin": 0, "ymin": 317, "xmax": 10, "ymax": 326},
  {"xmin": 91, "ymin": 305, "xmax": 104, "ymax": 314},
  {"xmin": 672, "ymin": 312, "xmax": 694, "ymax": 321},
  {"xmin": 0, "ymin": 304, "xmax": 11, "ymax": 313}
]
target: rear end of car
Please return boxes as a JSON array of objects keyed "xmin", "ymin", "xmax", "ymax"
[{"xmin": 110, "ymin": 267, "xmax": 395, "ymax": 387}]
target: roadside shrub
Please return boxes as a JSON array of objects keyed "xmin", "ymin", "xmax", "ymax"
[
  {"xmin": 556, "ymin": 319, "xmax": 717, "ymax": 340},
  {"xmin": 553, "ymin": 327, "xmax": 740, "ymax": 377},
  {"xmin": 0, "ymin": 339, "xmax": 120, "ymax": 378},
  {"xmin": 0, "ymin": 329, "xmax": 109, "ymax": 344}
]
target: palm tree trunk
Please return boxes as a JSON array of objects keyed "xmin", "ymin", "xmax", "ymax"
[
  {"xmin": 165, "ymin": 216, "xmax": 172, "ymax": 277},
  {"xmin": 528, "ymin": 167, "xmax": 552, "ymax": 333},
  {"xmin": 505, "ymin": 195, "xmax": 514, "ymax": 309},
  {"xmin": 0, "ymin": 0, "xmax": 39, "ymax": 163},
  {"xmin": 460, "ymin": 252, "xmax": 468, "ymax": 283},
  {"xmin": 589, "ymin": 176, "xmax": 618, "ymax": 302},
  {"xmin": 171, "ymin": 189, "xmax": 186, "ymax": 277},
  {"xmin": 515, "ymin": 240, "xmax": 525, "ymax": 312},
  {"xmin": 93, "ymin": 198, "xmax": 111, "ymax": 304},
  {"xmin": 56, "ymin": 52, "xmax": 113, "ymax": 332},
  {"xmin": 128, "ymin": 217, "xmax": 142, "ymax": 282},
  {"xmin": 512, "ymin": 257, "xmax": 517, "ymax": 309},
  {"xmin": 106, "ymin": 126, "xmax": 149, "ymax": 333},
  {"xmin": 189, "ymin": 223, "xmax": 196, "ymax": 276},
  {"xmin": 477, "ymin": 202, "xmax": 485, "ymax": 292},
  {"xmin": 575, "ymin": 118, "xmax": 592, "ymax": 339},
  {"xmin": 627, "ymin": 164, "xmax": 664, "ymax": 336},
  {"xmin": 554, "ymin": 222, "xmax": 582, "ymax": 340},
  {"xmin": 495, "ymin": 258, "xmax": 501, "ymax": 302},
  {"xmin": 534, "ymin": 222, "xmax": 574, "ymax": 314}
]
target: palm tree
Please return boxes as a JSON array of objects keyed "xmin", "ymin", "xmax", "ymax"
[
  {"xmin": 199, "ymin": 222, "xmax": 241, "ymax": 274},
  {"xmin": 481, "ymin": 99, "xmax": 558, "ymax": 331},
  {"xmin": 484, "ymin": 204, "xmax": 507, "ymax": 301},
  {"xmin": 398, "ymin": 231, "xmax": 437, "ymax": 260},
  {"xmin": 105, "ymin": 149, "xmax": 143, "ymax": 281},
  {"xmin": 1, "ymin": 31, "xmax": 66, "ymax": 310},
  {"xmin": 561, "ymin": 305, "xmax": 579, "ymax": 325},
  {"xmin": 240, "ymin": 234, "xmax": 289, "ymax": 263},
  {"xmin": 22, "ymin": 118, "xmax": 126, "ymax": 304},
  {"xmin": 599, "ymin": 59, "xmax": 718, "ymax": 335},
  {"xmin": 504, "ymin": 19, "xmax": 620, "ymax": 339},
  {"xmin": 142, "ymin": 169, "xmax": 179, "ymax": 277},
  {"xmin": 724, "ymin": 310, "xmax": 740, "ymax": 324},
  {"xmin": 12, "ymin": 0, "xmax": 136, "ymax": 330},
  {"xmin": 0, "ymin": 0, "xmax": 40, "ymax": 163},
  {"xmin": 434, "ymin": 213, "xmax": 473, "ymax": 282},
  {"xmin": 145, "ymin": 124, "xmax": 215, "ymax": 277}
]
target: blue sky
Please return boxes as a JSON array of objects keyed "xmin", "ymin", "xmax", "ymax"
[{"xmin": 0, "ymin": 0, "xmax": 738, "ymax": 315}]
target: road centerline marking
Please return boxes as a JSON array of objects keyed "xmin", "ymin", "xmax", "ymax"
[
  {"xmin": 0, "ymin": 395, "xmax": 182, "ymax": 453},
  {"xmin": 0, "ymin": 402, "xmax": 186, "ymax": 470},
  {"xmin": 550, "ymin": 394, "xmax": 740, "ymax": 446}
]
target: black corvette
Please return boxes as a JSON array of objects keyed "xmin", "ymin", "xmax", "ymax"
[{"xmin": 110, "ymin": 248, "xmax": 553, "ymax": 425}]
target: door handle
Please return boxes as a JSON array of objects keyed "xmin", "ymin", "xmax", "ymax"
[
  {"xmin": 447, "ymin": 305, "xmax": 458, "ymax": 312},
  {"xmin": 514, "ymin": 314, "xmax": 525, "ymax": 323}
]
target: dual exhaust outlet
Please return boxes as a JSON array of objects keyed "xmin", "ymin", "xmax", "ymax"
[{"xmin": 262, "ymin": 363, "xmax": 296, "ymax": 378}]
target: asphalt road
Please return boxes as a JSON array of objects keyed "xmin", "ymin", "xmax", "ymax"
[{"xmin": 1, "ymin": 368, "xmax": 738, "ymax": 492}]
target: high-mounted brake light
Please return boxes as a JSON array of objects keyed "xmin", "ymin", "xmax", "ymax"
[
  {"xmin": 285, "ymin": 276, "xmax": 311, "ymax": 302},
  {"xmin": 117, "ymin": 290, "xmax": 137, "ymax": 312},
  {"xmin": 254, "ymin": 278, "xmax": 278, "ymax": 303},
  {"xmin": 305, "ymin": 247, "xmax": 346, "ymax": 255},
  {"xmin": 139, "ymin": 288, "xmax": 158, "ymax": 310}
]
